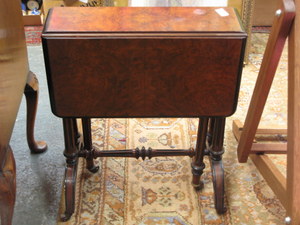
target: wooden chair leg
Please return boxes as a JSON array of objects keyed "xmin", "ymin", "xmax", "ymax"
[
  {"xmin": 0, "ymin": 145, "xmax": 16, "ymax": 225},
  {"xmin": 209, "ymin": 117, "xmax": 227, "ymax": 214},
  {"xmin": 191, "ymin": 117, "xmax": 209, "ymax": 190},
  {"xmin": 24, "ymin": 71, "xmax": 47, "ymax": 153},
  {"xmin": 61, "ymin": 118, "xmax": 78, "ymax": 221},
  {"xmin": 82, "ymin": 118, "xmax": 99, "ymax": 173}
]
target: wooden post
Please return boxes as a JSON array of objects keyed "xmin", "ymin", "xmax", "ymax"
[{"xmin": 287, "ymin": 0, "xmax": 300, "ymax": 223}]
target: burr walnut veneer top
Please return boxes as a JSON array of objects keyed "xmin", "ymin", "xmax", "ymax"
[
  {"xmin": 44, "ymin": 7, "xmax": 244, "ymax": 34},
  {"xmin": 42, "ymin": 7, "xmax": 246, "ymax": 118}
]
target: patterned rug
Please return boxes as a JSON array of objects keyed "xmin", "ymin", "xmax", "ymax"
[
  {"xmin": 57, "ymin": 33, "xmax": 287, "ymax": 224},
  {"xmin": 252, "ymin": 26, "xmax": 271, "ymax": 33},
  {"xmin": 24, "ymin": 26, "xmax": 43, "ymax": 45}
]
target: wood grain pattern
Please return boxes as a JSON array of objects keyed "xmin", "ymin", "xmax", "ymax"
[
  {"xmin": 44, "ymin": 7, "xmax": 243, "ymax": 33},
  {"xmin": 42, "ymin": 8, "xmax": 246, "ymax": 219},
  {"xmin": 232, "ymin": 120, "xmax": 287, "ymax": 154},
  {"xmin": 0, "ymin": 1, "xmax": 29, "ymax": 224},
  {"xmin": 43, "ymin": 37, "xmax": 245, "ymax": 117},
  {"xmin": 43, "ymin": 7, "xmax": 246, "ymax": 118},
  {"xmin": 192, "ymin": 118, "xmax": 209, "ymax": 189},
  {"xmin": 287, "ymin": 0, "xmax": 300, "ymax": 222},
  {"xmin": 0, "ymin": 146, "xmax": 16, "ymax": 225},
  {"xmin": 209, "ymin": 117, "xmax": 226, "ymax": 214},
  {"xmin": 250, "ymin": 154, "xmax": 287, "ymax": 209},
  {"xmin": 61, "ymin": 118, "xmax": 78, "ymax": 221}
]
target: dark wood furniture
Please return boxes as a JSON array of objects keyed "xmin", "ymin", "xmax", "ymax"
[
  {"xmin": 42, "ymin": 7, "xmax": 246, "ymax": 221},
  {"xmin": 0, "ymin": 0, "xmax": 47, "ymax": 224}
]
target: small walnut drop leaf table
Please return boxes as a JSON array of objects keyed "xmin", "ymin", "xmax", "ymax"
[{"xmin": 42, "ymin": 7, "xmax": 246, "ymax": 221}]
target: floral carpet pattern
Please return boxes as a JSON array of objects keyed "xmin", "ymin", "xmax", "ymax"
[
  {"xmin": 24, "ymin": 26, "xmax": 43, "ymax": 45},
  {"xmin": 57, "ymin": 33, "xmax": 287, "ymax": 225}
]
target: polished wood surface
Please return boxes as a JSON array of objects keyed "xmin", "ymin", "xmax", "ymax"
[
  {"xmin": 45, "ymin": 7, "xmax": 243, "ymax": 33},
  {"xmin": 43, "ymin": 7, "xmax": 246, "ymax": 118},
  {"xmin": 0, "ymin": 146, "xmax": 16, "ymax": 225},
  {"xmin": 82, "ymin": 118, "xmax": 98, "ymax": 173},
  {"xmin": 24, "ymin": 71, "xmax": 48, "ymax": 153},
  {"xmin": 0, "ymin": 0, "xmax": 28, "ymax": 224},
  {"xmin": 61, "ymin": 118, "xmax": 78, "ymax": 221},
  {"xmin": 42, "ymin": 7, "xmax": 246, "ymax": 220},
  {"xmin": 287, "ymin": 0, "xmax": 300, "ymax": 222},
  {"xmin": 192, "ymin": 118, "xmax": 209, "ymax": 190},
  {"xmin": 43, "ymin": 37, "xmax": 245, "ymax": 118},
  {"xmin": 209, "ymin": 117, "xmax": 227, "ymax": 214},
  {"xmin": 0, "ymin": 0, "xmax": 47, "ymax": 224},
  {"xmin": 0, "ymin": 1, "xmax": 28, "ymax": 147}
]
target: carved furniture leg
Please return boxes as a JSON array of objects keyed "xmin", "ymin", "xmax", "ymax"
[
  {"xmin": 206, "ymin": 117, "xmax": 216, "ymax": 154},
  {"xmin": 191, "ymin": 117, "xmax": 209, "ymax": 190},
  {"xmin": 209, "ymin": 117, "xmax": 227, "ymax": 214},
  {"xmin": 24, "ymin": 71, "xmax": 47, "ymax": 153},
  {"xmin": 0, "ymin": 146, "xmax": 16, "ymax": 225},
  {"xmin": 61, "ymin": 118, "xmax": 78, "ymax": 221},
  {"xmin": 82, "ymin": 118, "xmax": 99, "ymax": 173},
  {"xmin": 73, "ymin": 119, "xmax": 82, "ymax": 148}
]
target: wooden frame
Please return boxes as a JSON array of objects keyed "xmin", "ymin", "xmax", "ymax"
[
  {"xmin": 233, "ymin": 120, "xmax": 287, "ymax": 154},
  {"xmin": 287, "ymin": 0, "xmax": 300, "ymax": 222},
  {"xmin": 42, "ymin": 7, "xmax": 246, "ymax": 220},
  {"xmin": 232, "ymin": 0, "xmax": 300, "ymax": 223}
]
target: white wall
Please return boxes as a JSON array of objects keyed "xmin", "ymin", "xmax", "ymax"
[
  {"xmin": 179, "ymin": 0, "xmax": 227, "ymax": 6},
  {"xmin": 130, "ymin": 0, "xmax": 228, "ymax": 7}
]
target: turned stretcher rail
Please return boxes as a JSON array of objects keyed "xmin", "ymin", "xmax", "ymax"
[{"xmin": 78, "ymin": 147, "xmax": 195, "ymax": 160}]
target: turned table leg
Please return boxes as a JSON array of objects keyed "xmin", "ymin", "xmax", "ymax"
[
  {"xmin": 207, "ymin": 118, "xmax": 215, "ymax": 147},
  {"xmin": 61, "ymin": 118, "xmax": 78, "ymax": 221},
  {"xmin": 24, "ymin": 71, "xmax": 47, "ymax": 153},
  {"xmin": 209, "ymin": 117, "xmax": 227, "ymax": 214},
  {"xmin": 191, "ymin": 117, "xmax": 209, "ymax": 190},
  {"xmin": 82, "ymin": 118, "xmax": 99, "ymax": 173},
  {"xmin": 0, "ymin": 146, "xmax": 16, "ymax": 225}
]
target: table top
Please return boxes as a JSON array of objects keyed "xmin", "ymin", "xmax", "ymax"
[
  {"xmin": 42, "ymin": 7, "xmax": 246, "ymax": 118},
  {"xmin": 44, "ymin": 7, "xmax": 244, "ymax": 35}
]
